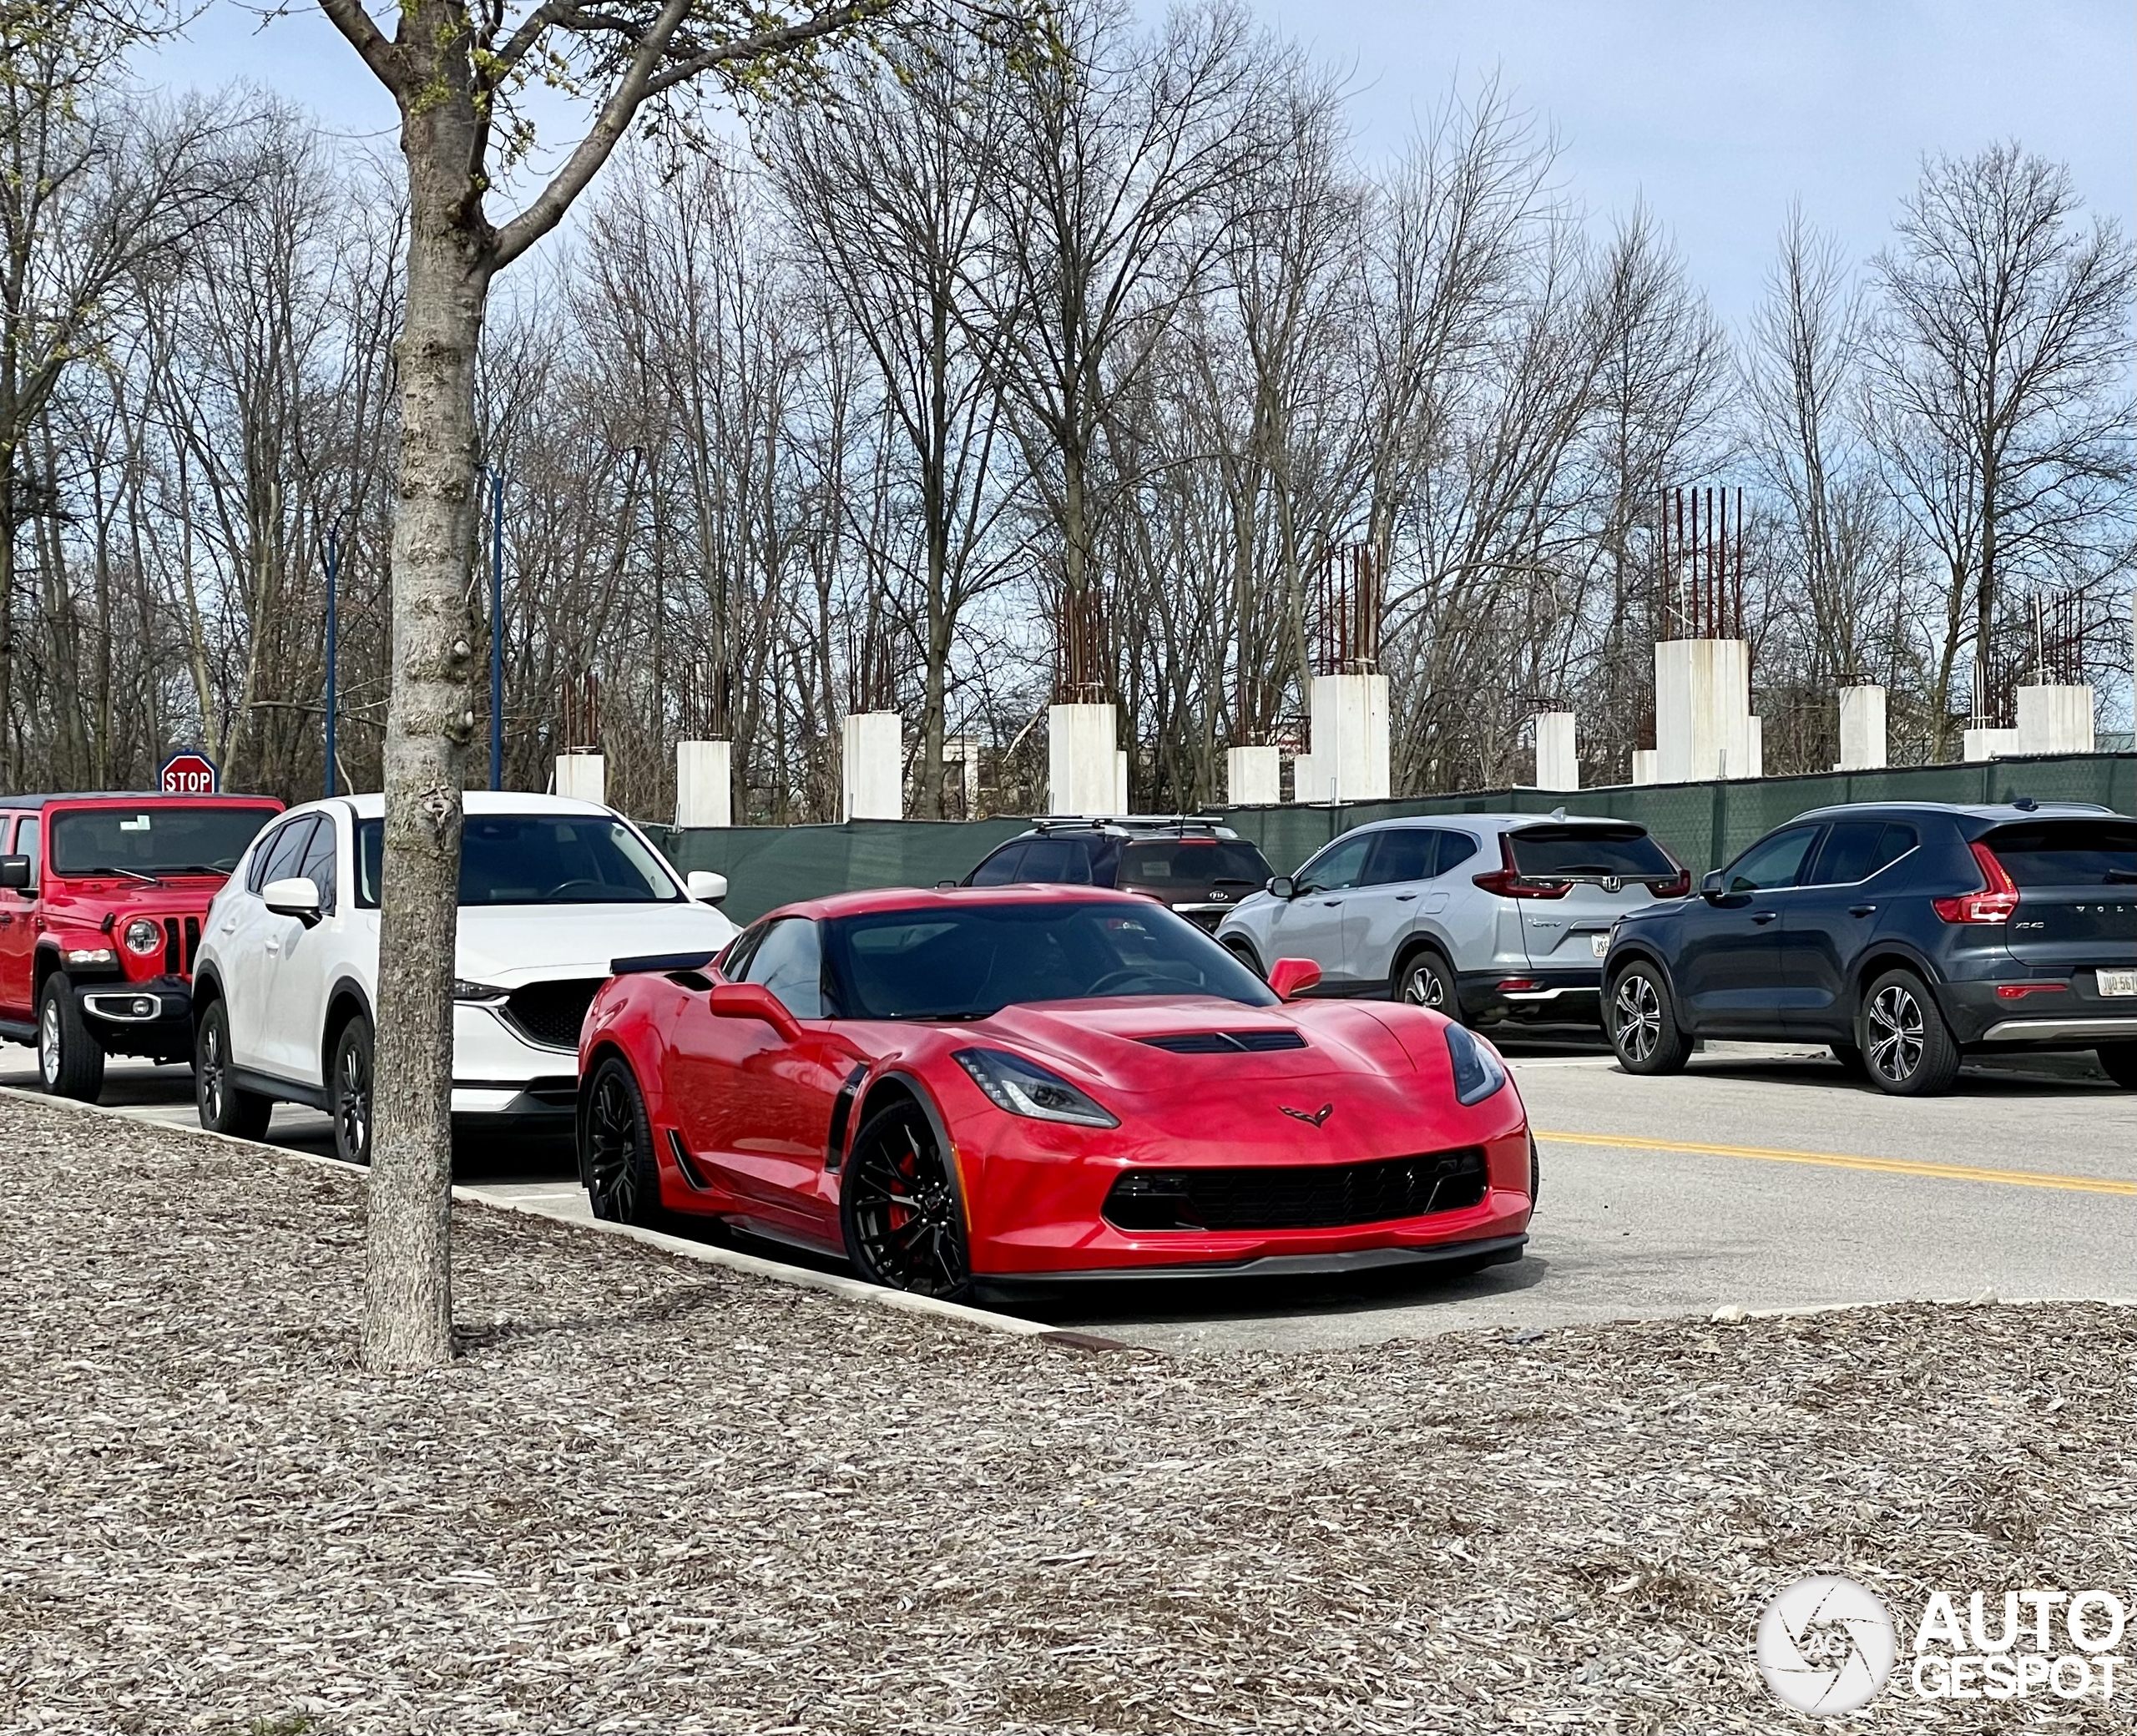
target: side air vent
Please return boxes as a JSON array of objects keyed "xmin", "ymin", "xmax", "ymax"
[{"xmin": 1139, "ymin": 1029, "xmax": 1308, "ymax": 1054}]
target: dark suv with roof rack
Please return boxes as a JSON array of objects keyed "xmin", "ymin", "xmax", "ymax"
[
  {"xmin": 1603, "ymin": 800, "xmax": 2137, "ymax": 1095},
  {"xmin": 962, "ymin": 816, "xmax": 1276, "ymax": 932}
]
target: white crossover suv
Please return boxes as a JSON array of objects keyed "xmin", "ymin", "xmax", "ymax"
[{"xmin": 190, "ymin": 792, "xmax": 738, "ymax": 1160}]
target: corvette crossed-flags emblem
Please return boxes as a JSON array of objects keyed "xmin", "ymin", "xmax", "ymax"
[{"xmin": 1280, "ymin": 1103, "xmax": 1335, "ymax": 1128}]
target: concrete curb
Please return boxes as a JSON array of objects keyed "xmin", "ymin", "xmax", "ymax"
[{"xmin": 2, "ymin": 1085, "xmax": 1087, "ymax": 1347}]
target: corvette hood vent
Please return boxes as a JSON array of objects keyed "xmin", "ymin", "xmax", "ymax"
[{"xmin": 1139, "ymin": 1030, "xmax": 1308, "ymax": 1054}]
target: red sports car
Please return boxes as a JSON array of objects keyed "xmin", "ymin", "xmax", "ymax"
[{"xmin": 576, "ymin": 885, "xmax": 1536, "ymax": 1299}]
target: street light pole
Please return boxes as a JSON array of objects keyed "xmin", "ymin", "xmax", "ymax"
[
  {"xmin": 324, "ymin": 525, "xmax": 339, "ymax": 797},
  {"xmin": 488, "ymin": 466, "xmax": 505, "ymax": 790}
]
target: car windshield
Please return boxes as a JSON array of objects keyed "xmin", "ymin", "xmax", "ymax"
[
  {"xmin": 1508, "ymin": 825, "xmax": 1676, "ymax": 879},
  {"xmin": 1983, "ymin": 820, "xmax": 2137, "ymax": 886},
  {"xmin": 356, "ymin": 815, "xmax": 680, "ymax": 906},
  {"xmin": 823, "ymin": 900, "xmax": 1279, "ymax": 1020},
  {"xmin": 1116, "ymin": 838, "xmax": 1272, "ymax": 891},
  {"xmin": 49, "ymin": 805, "xmax": 275, "ymax": 878}
]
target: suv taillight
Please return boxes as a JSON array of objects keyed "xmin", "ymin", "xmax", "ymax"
[
  {"xmin": 1646, "ymin": 868, "xmax": 1691, "ymax": 899},
  {"xmin": 1933, "ymin": 840, "xmax": 2019, "ymax": 924},
  {"xmin": 1473, "ymin": 835, "xmax": 1572, "ymax": 900}
]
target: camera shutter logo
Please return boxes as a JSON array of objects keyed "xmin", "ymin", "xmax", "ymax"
[{"xmin": 1757, "ymin": 1576, "xmax": 1897, "ymax": 1714}]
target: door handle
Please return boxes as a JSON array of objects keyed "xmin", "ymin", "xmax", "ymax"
[
  {"xmin": 1849, "ymin": 904, "xmax": 1877, "ymax": 917},
  {"xmin": 1395, "ymin": 892, "xmax": 1417, "ymax": 901},
  {"xmin": 264, "ymin": 936, "xmax": 281, "ymax": 955},
  {"xmin": 1751, "ymin": 910, "xmax": 1778, "ymax": 925},
  {"xmin": 220, "ymin": 916, "xmax": 237, "ymax": 933}
]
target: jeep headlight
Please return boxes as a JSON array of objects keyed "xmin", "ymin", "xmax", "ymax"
[{"xmin": 123, "ymin": 916, "xmax": 163, "ymax": 956}]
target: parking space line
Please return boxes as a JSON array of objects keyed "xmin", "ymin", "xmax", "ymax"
[{"xmin": 1534, "ymin": 1129, "xmax": 2135, "ymax": 1196}]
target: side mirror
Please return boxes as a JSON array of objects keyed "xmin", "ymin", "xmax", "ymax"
[
  {"xmin": 0, "ymin": 855, "xmax": 28, "ymax": 891},
  {"xmin": 686, "ymin": 870, "xmax": 729, "ymax": 905},
  {"xmin": 707, "ymin": 981, "xmax": 804, "ymax": 1042},
  {"xmin": 1267, "ymin": 956, "xmax": 1322, "ymax": 1001},
  {"xmin": 262, "ymin": 876, "xmax": 323, "ymax": 926},
  {"xmin": 1267, "ymin": 874, "xmax": 1296, "ymax": 901},
  {"xmin": 1700, "ymin": 870, "xmax": 1725, "ymax": 901}
]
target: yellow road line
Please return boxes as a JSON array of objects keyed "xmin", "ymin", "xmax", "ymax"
[{"xmin": 1533, "ymin": 1129, "xmax": 2135, "ymax": 1197}]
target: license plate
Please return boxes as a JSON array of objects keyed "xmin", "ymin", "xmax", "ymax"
[
  {"xmin": 2100, "ymin": 968, "xmax": 2137, "ymax": 997},
  {"xmin": 1590, "ymin": 932, "xmax": 1609, "ymax": 957}
]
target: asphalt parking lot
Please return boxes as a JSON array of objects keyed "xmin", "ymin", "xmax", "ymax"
[{"xmin": 9, "ymin": 1039, "xmax": 2129, "ymax": 1353}]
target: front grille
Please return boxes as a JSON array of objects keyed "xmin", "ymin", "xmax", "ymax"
[
  {"xmin": 502, "ymin": 978, "xmax": 605, "ymax": 1050},
  {"xmin": 1139, "ymin": 1030, "xmax": 1308, "ymax": 1054},
  {"xmin": 1104, "ymin": 1147, "xmax": 1488, "ymax": 1232},
  {"xmin": 163, "ymin": 916, "xmax": 201, "ymax": 975}
]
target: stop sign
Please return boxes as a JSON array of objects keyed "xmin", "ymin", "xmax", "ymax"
[{"xmin": 159, "ymin": 750, "xmax": 220, "ymax": 795}]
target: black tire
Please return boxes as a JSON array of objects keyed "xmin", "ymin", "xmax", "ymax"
[
  {"xmin": 195, "ymin": 998, "xmax": 272, "ymax": 1139},
  {"xmin": 1606, "ymin": 960, "xmax": 1691, "ymax": 1076},
  {"xmin": 37, "ymin": 973, "xmax": 105, "ymax": 1102},
  {"xmin": 581, "ymin": 1055, "xmax": 665, "ymax": 1227},
  {"xmin": 841, "ymin": 1099, "xmax": 972, "ymax": 1301},
  {"xmin": 1857, "ymin": 967, "xmax": 1962, "ymax": 1097},
  {"xmin": 1829, "ymin": 1041, "xmax": 1868, "ymax": 1077},
  {"xmin": 1394, "ymin": 946, "xmax": 1463, "ymax": 1022},
  {"xmin": 2096, "ymin": 1044, "xmax": 2137, "ymax": 1091},
  {"xmin": 329, "ymin": 1015, "xmax": 375, "ymax": 1167},
  {"xmin": 1222, "ymin": 937, "xmax": 1265, "ymax": 978}
]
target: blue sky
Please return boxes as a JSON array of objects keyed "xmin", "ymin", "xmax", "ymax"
[{"xmin": 146, "ymin": 0, "xmax": 2135, "ymax": 329}]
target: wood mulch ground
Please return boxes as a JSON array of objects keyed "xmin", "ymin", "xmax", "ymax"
[{"xmin": 1, "ymin": 1091, "xmax": 2129, "ymax": 1733}]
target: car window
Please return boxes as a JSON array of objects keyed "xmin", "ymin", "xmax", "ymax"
[
  {"xmin": 1362, "ymin": 828, "xmax": 1438, "ymax": 886},
  {"xmin": 1296, "ymin": 833, "xmax": 1373, "ymax": 893},
  {"xmin": 48, "ymin": 805, "xmax": 273, "ymax": 879},
  {"xmin": 251, "ymin": 817, "xmax": 319, "ymax": 894},
  {"xmin": 967, "ymin": 843, "xmax": 1027, "ymax": 886},
  {"xmin": 354, "ymin": 814, "xmax": 681, "ymax": 908},
  {"xmin": 1983, "ymin": 820, "xmax": 2137, "ymax": 886},
  {"xmin": 1725, "ymin": 826, "xmax": 1821, "ymax": 892},
  {"xmin": 719, "ymin": 921, "xmax": 768, "ymax": 982},
  {"xmin": 297, "ymin": 817, "xmax": 339, "ymax": 912},
  {"xmin": 1807, "ymin": 820, "xmax": 1885, "ymax": 886},
  {"xmin": 1117, "ymin": 839, "xmax": 1272, "ymax": 890},
  {"xmin": 1016, "ymin": 838, "xmax": 1093, "ymax": 884},
  {"xmin": 1508, "ymin": 825, "xmax": 1675, "ymax": 878},
  {"xmin": 743, "ymin": 916, "xmax": 824, "ymax": 1017},
  {"xmin": 1437, "ymin": 831, "xmax": 1478, "ymax": 874}
]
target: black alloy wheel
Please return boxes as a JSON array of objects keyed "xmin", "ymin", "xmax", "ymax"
[
  {"xmin": 583, "ymin": 1056, "xmax": 664, "ymax": 1227},
  {"xmin": 331, "ymin": 1016, "xmax": 376, "ymax": 1166},
  {"xmin": 841, "ymin": 1102, "xmax": 972, "ymax": 1301},
  {"xmin": 195, "ymin": 999, "xmax": 272, "ymax": 1139},
  {"xmin": 1857, "ymin": 968, "xmax": 1961, "ymax": 1097},
  {"xmin": 1607, "ymin": 961, "xmax": 1691, "ymax": 1076}
]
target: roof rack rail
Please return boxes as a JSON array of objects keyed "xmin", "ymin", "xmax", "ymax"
[{"xmin": 1028, "ymin": 813, "xmax": 1228, "ymax": 832}]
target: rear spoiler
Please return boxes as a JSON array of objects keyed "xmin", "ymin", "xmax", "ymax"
[{"xmin": 610, "ymin": 950, "xmax": 720, "ymax": 977}]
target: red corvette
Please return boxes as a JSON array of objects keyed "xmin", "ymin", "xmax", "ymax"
[{"xmin": 576, "ymin": 885, "xmax": 1535, "ymax": 1298}]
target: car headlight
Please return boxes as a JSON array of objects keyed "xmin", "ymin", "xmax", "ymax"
[
  {"xmin": 1445, "ymin": 1022, "xmax": 1508, "ymax": 1106},
  {"xmin": 452, "ymin": 979, "xmax": 510, "ymax": 1004},
  {"xmin": 123, "ymin": 916, "xmax": 164, "ymax": 956},
  {"xmin": 953, "ymin": 1048, "xmax": 1119, "ymax": 1128},
  {"xmin": 63, "ymin": 946, "xmax": 117, "ymax": 967}
]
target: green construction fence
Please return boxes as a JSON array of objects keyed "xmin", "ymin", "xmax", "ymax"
[{"xmin": 649, "ymin": 751, "xmax": 2135, "ymax": 925}]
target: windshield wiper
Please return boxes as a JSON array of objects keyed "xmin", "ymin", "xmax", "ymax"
[{"xmin": 81, "ymin": 865, "xmax": 163, "ymax": 886}]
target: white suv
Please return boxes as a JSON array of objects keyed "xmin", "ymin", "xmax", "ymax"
[{"xmin": 191, "ymin": 792, "xmax": 737, "ymax": 1159}]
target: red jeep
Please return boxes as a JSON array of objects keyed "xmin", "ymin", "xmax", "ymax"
[{"xmin": 0, "ymin": 793, "xmax": 283, "ymax": 1100}]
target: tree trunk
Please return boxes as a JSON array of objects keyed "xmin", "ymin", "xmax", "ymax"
[{"xmin": 361, "ymin": 145, "xmax": 491, "ymax": 1371}]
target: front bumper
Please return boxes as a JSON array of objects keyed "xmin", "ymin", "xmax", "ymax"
[
  {"xmin": 75, "ymin": 978, "xmax": 193, "ymax": 1054},
  {"xmin": 448, "ymin": 1002, "xmax": 581, "ymax": 1120},
  {"xmin": 979, "ymin": 1232, "xmax": 1528, "ymax": 1288}
]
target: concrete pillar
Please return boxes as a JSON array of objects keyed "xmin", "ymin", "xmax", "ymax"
[
  {"xmin": 554, "ymin": 751, "xmax": 606, "ymax": 805},
  {"xmin": 1533, "ymin": 712, "xmax": 1578, "ymax": 791},
  {"xmin": 2014, "ymin": 684, "xmax": 2094, "ymax": 755},
  {"xmin": 1048, "ymin": 703, "xmax": 1118, "ymax": 816},
  {"xmin": 1225, "ymin": 744, "xmax": 1281, "ymax": 805},
  {"xmin": 841, "ymin": 711, "xmax": 903, "ymax": 820},
  {"xmin": 1655, "ymin": 639, "xmax": 1752, "ymax": 782},
  {"xmin": 1292, "ymin": 672, "xmax": 1390, "ymax": 803},
  {"xmin": 1838, "ymin": 685, "xmax": 1887, "ymax": 770},
  {"xmin": 1963, "ymin": 727, "xmax": 2020, "ymax": 764},
  {"xmin": 1115, "ymin": 749, "xmax": 1129, "ymax": 815},
  {"xmin": 1745, "ymin": 715, "xmax": 1764, "ymax": 780},
  {"xmin": 1631, "ymin": 749, "xmax": 1660, "ymax": 786},
  {"xmin": 675, "ymin": 739, "xmax": 732, "ymax": 828}
]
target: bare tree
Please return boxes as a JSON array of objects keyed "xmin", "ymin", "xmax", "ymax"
[
  {"xmin": 311, "ymin": 0, "xmax": 907, "ymax": 1370},
  {"xmin": 1864, "ymin": 144, "xmax": 2134, "ymax": 751}
]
